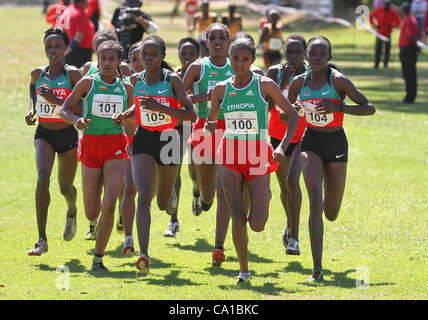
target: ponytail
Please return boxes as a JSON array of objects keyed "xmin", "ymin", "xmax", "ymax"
[{"xmin": 161, "ymin": 60, "xmax": 175, "ymax": 72}]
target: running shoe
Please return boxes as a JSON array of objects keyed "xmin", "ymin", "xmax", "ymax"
[
  {"xmin": 122, "ymin": 236, "xmax": 135, "ymax": 256},
  {"xmin": 166, "ymin": 189, "xmax": 178, "ymax": 215},
  {"xmin": 286, "ymin": 238, "xmax": 300, "ymax": 255},
  {"xmin": 235, "ymin": 272, "xmax": 251, "ymax": 283},
  {"xmin": 163, "ymin": 221, "xmax": 180, "ymax": 237},
  {"xmin": 307, "ymin": 269, "xmax": 324, "ymax": 283},
  {"xmin": 212, "ymin": 246, "xmax": 225, "ymax": 266},
  {"xmin": 282, "ymin": 225, "xmax": 290, "ymax": 248},
  {"xmin": 136, "ymin": 254, "xmax": 150, "ymax": 274},
  {"xmin": 192, "ymin": 192, "xmax": 203, "ymax": 216},
  {"xmin": 28, "ymin": 239, "xmax": 48, "ymax": 256},
  {"xmin": 201, "ymin": 200, "xmax": 213, "ymax": 212},
  {"xmin": 91, "ymin": 257, "xmax": 109, "ymax": 272},
  {"xmin": 63, "ymin": 215, "xmax": 77, "ymax": 241},
  {"xmin": 116, "ymin": 213, "xmax": 124, "ymax": 234},
  {"xmin": 85, "ymin": 221, "xmax": 97, "ymax": 240}
]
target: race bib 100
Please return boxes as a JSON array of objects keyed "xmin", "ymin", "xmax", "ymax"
[{"xmin": 225, "ymin": 111, "xmax": 259, "ymax": 135}]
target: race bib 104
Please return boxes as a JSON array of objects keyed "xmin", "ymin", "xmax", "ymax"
[
  {"xmin": 92, "ymin": 94, "xmax": 123, "ymax": 118},
  {"xmin": 302, "ymin": 100, "xmax": 334, "ymax": 126},
  {"xmin": 225, "ymin": 111, "xmax": 259, "ymax": 135}
]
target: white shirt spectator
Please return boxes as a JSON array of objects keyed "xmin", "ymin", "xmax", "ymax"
[
  {"xmin": 411, "ymin": 0, "xmax": 427, "ymax": 18},
  {"xmin": 374, "ymin": 0, "xmax": 385, "ymax": 9}
]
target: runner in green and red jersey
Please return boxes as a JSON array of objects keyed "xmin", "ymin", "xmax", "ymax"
[
  {"xmin": 266, "ymin": 33, "xmax": 307, "ymax": 256},
  {"xmin": 26, "ymin": 27, "xmax": 82, "ymax": 256},
  {"xmin": 114, "ymin": 35, "xmax": 196, "ymax": 274},
  {"xmin": 60, "ymin": 40, "xmax": 134, "ymax": 272},
  {"xmin": 288, "ymin": 36, "xmax": 375, "ymax": 282},
  {"xmin": 206, "ymin": 36, "xmax": 299, "ymax": 283}
]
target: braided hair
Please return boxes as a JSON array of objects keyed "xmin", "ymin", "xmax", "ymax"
[{"xmin": 43, "ymin": 27, "xmax": 69, "ymax": 46}]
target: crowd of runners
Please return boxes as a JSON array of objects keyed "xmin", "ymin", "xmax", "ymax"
[{"xmin": 25, "ymin": 1, "xmax": 375, "ymax": 283}]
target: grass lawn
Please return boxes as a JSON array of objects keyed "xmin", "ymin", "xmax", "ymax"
[{"xmin": 0, "ymin": 0, "xmax": 427, "ymax": 301}]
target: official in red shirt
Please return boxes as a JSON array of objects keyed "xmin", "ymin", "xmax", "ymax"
[
  {"xmin": 57, "ymin": 0, "xmax": 95, "ymax": 68},
  {"xmin": 46, "ymin": 0, "xmax": 70, "ymax": 27},
  {"xmin": 398, "ymin": 2, "xmax": 421, "ymax": 103},
  {"xmin": 86, "ymin": 0, "xmax": 101, "ymax": 32},
  {"xmin": 369, "ymin": 0, "xmax": 401, "ymax": 68}
]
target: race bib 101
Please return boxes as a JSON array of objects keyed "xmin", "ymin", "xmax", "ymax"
[{"xmin": 92, "ymin": 94, "xmax": 123, "ymax": 118}]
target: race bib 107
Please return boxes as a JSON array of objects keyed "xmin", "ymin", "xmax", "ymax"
[{"xmin": 37, "ymin": 95, "xmax": 61, "ymax": 119}]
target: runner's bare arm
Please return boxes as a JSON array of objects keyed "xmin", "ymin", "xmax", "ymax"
[
  {"xmin": 328, "ymin": 74, "xmax": 376, "ymax": 116},
  {"xmin": 59, "ymin": 77, "xmax": 92, "ymax": 127},
  {"xmin": 205, "ymin": 82, "xmax": 226, "ymax": 133},
  {"xmin": 262, "ymin": 77, "xmax": 298, "ymax": 160},
  {"xmin": 25, "ymin": 68, "xmax": 42, "ymax": 125}
]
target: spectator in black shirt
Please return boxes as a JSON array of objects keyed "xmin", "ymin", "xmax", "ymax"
[{"xmin": 111, "ymin": 0, "xmax": 158, "ymax": 61}]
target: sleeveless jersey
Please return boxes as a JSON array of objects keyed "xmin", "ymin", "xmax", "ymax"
[
  {"xmin": 186, "ymin": 0, "xmax": 197, "ymax": 15},
  {"xmin": 85, "ymin": 62, "xmax": 99, "ymax": 76},
  {"xmin": 221, "ymin": 73, "xmax": 269, "ymax": 141},
  {"xmin": 35, "ymin": 64, "xmax": 73, "ymax": 122},
  {"xmin": 269, "ymin": 64, "xmax": 307, "ymax": 143},
  {"xmin": 264, "ymin": 23, "xmax": 283, "ymax": 51},
  {"xmin": 82, "ymin": 73, "xmax": 127, "ymax": 135},
  {"xmin": 223, "ymin": 13, "xmax": 241, "ymax": 35},
  {"xmin": 299, "ymin": 68, "xmax": 344, "ymax": 128},
  {"xmin": 133, "ymin": 69, "xmax": 180, "ymax": 132},
  {"xmin": 193, "ymin": 56, "xmax": 234, "ymax": 120},
  {"xmin": 198, "ymin": 12, "xmax": 216, "ymax": 40}
]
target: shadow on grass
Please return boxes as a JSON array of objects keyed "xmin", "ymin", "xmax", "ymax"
[
  {"xmin": 136, "ymin": 270, "xmax": 201, "ymax": 287},
  {"xmin": 284, "ymin": 262, "xmax": 395, "ymax": 289},
  {"xmin": 88, "ymin": 244, "xmax": 124, "ymax": 259},
  {"xmin": 167, "ymin": 238, "xmax": 212, "ymax": 253},
  {"xmin": 36, "ymin": 259, "xmax": 86, "ymax": 273},
  {"xmin": 217, "ymin": 270, "xmax": 300, "ymax": 295},
  {"xmin": 168, "ymin": 238, "xmax": 275, "ymax": 264}
]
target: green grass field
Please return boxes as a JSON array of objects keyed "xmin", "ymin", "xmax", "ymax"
[{"xmin": 0, "ymin": 1, "xmax": 427, "ymax": 300}]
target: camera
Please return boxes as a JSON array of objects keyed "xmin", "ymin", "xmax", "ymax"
[
  {"xmin": 118, "ymin": 7, "xmax": 140, "ymax": 29},
  {"xmin": 115, "ymin": 6, "xmax": 141, "ymax": 61}
]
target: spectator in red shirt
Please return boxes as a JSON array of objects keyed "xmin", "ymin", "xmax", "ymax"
[
  {"xmin": 398, "ymin": 2, "xmax": 421, "ymax": 103},
  {"xmin": 57, "ymin": 0, "xmax": 95, "ymax": 68},
  {"xmin": 370, "ymin": 0, "xmax": 401, "ymax": 68},
  {"xmin": 46, "ymin": 0, "xmax": 70, "ymax": 27},
  {"xmin": 86, "ymin": 0, "xmax": 101, "ymax": 33}
]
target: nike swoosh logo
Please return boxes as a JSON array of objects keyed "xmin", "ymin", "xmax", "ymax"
[
  {"xmin": 158, "ymin": 89, "xmax": 168, "ymax": 94},
  {"xmin": 58, "ymin": 81, "xmax": 66, "ymax": 85},
  {"xmin": 335, "ymin": 154, "xmax": 345, "ymax": 159},
  {"xmin": 322, "ymin": 91, "xmax": 330, "ymax": 95}
]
